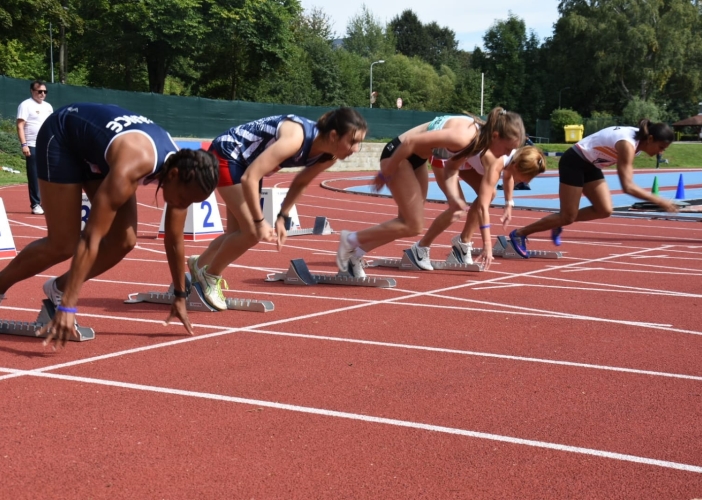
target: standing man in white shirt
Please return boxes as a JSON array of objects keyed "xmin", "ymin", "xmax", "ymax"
[{"xmin": 17, "ymin": 80, "xmax": 53, "ymax": 215}]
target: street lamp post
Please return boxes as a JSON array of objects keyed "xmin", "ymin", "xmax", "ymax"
[
  {"xmin": 558, "ymin": 87, "xmax": 571, "ymax": 109},
  {"xmin": 370, "ymin": 60, "xmax": 385, "ymax": 108}
]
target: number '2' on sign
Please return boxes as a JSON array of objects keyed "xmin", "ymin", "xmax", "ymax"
[{"xmin": 81, "ymin": 193, "xmax": 91, "ymax": 231}]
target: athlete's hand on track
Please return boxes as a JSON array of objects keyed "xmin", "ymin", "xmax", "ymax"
[
  {"xmin": 372, "ymin": 173, "xmax": 388, "ymax": 193},
  {"xmin": 165, "ymin": 297, "xmax": 193, "ymax": 335},
  {"xmin": 500, "ymin": 207, "xmax": 513, "ymax": 228},
  {"xmin": 274, "ymin": 217, "xmax": 288, "ymax": 251},
  {"xmin": 447, "ymin": 198, "xmax": 469, "ymax": 220},
  {"xmin": 255, "ymin": 220, "xmax": 277, "ymax": 243},
  {"xmin": 475, "ymin": 249, "xmax": 494, "ymax": 271},
  {"xmin": 658, "ymin": 199, "xmax": 679, "ymax": 213},
  {"xmin": 37, "ymin": 311, "xmax": 79, "ymax": 349}
]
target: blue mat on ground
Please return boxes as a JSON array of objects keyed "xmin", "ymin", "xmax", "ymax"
[{"xmin": 345, "ymin": 171, "xmax": 702, "ymax": 219}]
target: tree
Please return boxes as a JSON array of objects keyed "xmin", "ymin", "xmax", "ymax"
[
  {"xmin": 388, "ymin": 10, "xmax": 430, "ymax": 61},
  {"xmin": 194, "ymin": 0, "xmax": 300, "ymax": 101},
  {"xmin": 479, "ymin": 14, "xmax": 528, "ymax": 113},
  {"xmin": 344, "ymin": 5, "xmax": 394, "ymax": 59}
]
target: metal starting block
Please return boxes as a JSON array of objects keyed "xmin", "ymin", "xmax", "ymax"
[
  {"xmin": 368, "ymin": 249, "xmax": 484, "ymax": 272},
  {"xmin": 266, "ymin": 259, "xmax": 396, "ymax": 288},
  {"xmin": 0, "ymin": 299, "xmax": 95, "ymax": 341},
  {"xmin": 286, "ymin": 216, "xmax": 333, "ymax": 237},
  {"xmin": 124, "ymin": 273, "xmax": 274, "ymax": 312},
  {"xmin": 472, "ymin": 235, "xmax": 562, "ymax": 259}
]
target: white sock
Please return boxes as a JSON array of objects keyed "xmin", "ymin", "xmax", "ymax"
[
  {"xmin": 353, "ymin": 247, "xmax": 366, "ymax": 258},
  {"xmin": 347, "ymin": 231, "xmax": 359, "ymax": 248}
]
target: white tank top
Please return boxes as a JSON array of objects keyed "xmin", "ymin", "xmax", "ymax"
[
  {"xmin": 575, "ymin": 126, "xmax": 639, "ymax": 168},
  {"xmin": 460, "ymin": 150, "xmax": 516, "ymax": 175}
]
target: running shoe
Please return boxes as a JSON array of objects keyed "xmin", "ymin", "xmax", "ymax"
[
  {"xmin": 410, "ymin": 242, "xmax": 434, "ymax": 270},
  {"xmin": 43, "ymin": 277, "xmax": 63, "ymax": 306},
  {"xmin": 551, "ymin": 227, "xmax": 563, "ymax": 247},
  {"xmin": 194, "ymin": 267, "xmax": 228, "ymax": 311},
  {"xmin": 450, "ymin": 235, "xmax": 474, "ymax": 264},
  {"xmin": 347, "ymin": 255, "xmax": 367, "ymax": 278},
  {"xmin": 336, "ymin": 230, "xmax": 356, "ymax": 273},
  {"xmin": 187, "ymin": 255, "xmax": 201, "ymax": 278},
  {"xmin": 508, "ymin": 229, "xmax": 529, "ymax": 258},
  {"xmin": 31, "ymin": 205, "xmax": 44, "ymax": 215}
]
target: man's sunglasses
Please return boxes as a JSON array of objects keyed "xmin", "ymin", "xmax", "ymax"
[{"xmin": 34, "ymin": 89, "xmax": 48, "ymax": 94}]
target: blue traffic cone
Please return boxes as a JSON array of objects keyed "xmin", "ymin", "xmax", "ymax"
[{"xmin": 675, "ymin": 174, "xmax": 685, "ymax": 200}]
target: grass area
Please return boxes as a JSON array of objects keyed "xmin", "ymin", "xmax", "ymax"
[{"xmin": 538, "ymin": 142, "xmax": 702, "ymax": 170}]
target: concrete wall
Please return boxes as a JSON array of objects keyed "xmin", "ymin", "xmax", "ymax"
[
  {"xmin": 177, "ymin": 139, "xmax": 384, "ymax": 173},
  {"xmin": 330, "ymin": 143, "xmax": 384, "ymax": 172}
]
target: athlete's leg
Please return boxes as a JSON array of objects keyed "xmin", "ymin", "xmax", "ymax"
[
  {"xmin": 356, "ymin": 161, "xmax": 427, "ymax": 252},
  {"xmin": 457, "ymin": 169, "xmax": 484, "ymax": 243},
  {"xmin": 52, "ymin": 180, "xmax": 139, "ymax": 292},
  {"xmin": 418, "ymin": 167, "xmax": 466, "ymax": 248},
  {"xmin": 194, "ymin": 190, "xmax": 244, "ymax": 272},
  {"xmin": 513, "ymin": 183, "xmax": 584, "ymax": 238},
  {"xmin": 580, "ymin": 179, "xmax": 613, "ymax": 221},
  {"xmin": 195, "ymin": 184, "xmax": 257, "ymax": 276},
  {"xmin": 0, "ymin": 180, "xmax": 82, "ymax": 295}
]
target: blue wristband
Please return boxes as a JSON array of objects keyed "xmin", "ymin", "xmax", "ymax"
[
  {"xmin": 57, "ymin": 305, "xmax": 77, "ymax": 314},
  {"xmin": 479, "ymin": 224, "xmax": 491, "ymax": 230}
]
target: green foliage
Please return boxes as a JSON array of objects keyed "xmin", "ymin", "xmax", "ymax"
[
  {"xmin": 344, "ymin": 5, "xmax": 394, "ymax": 60},
  {"xmin": 583, "ymin": 115, "xmax": 622, "ymax": 137},
  {"xmin": 550, "ymin": 108, "xmax": 583, "ymax": 142},
  {"xmin": 0, "ymin": 39, "xmax": 46, "ymax": 79},
  {"xmin": 622, "ymin": 97, "xmax": 662, "ymax": 125}
]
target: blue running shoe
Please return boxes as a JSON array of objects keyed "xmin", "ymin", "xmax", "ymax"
[
  {"xmin": 551, "ymin": 227, "xmax": 563, "ymax": 246},
  {"xmin": 508, "ymin": 229, "xmax": 529, "ymax": 258}
]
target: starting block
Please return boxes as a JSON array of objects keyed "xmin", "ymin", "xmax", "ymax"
[
  {"xmin": 125, "ymin": 273, "xmax": 274, "ymax": 312},
  {"xmin": 368, "ymin": 249, "xmax": 484, "ymax": 272},
  {"xmin": 286, "ymin": 216, "xmax": 333, "ymax": 237},
  {"xmin": 266, "ymin": 259, "xmax": 396, "ymax": 288},
  {"xmin": 0, "ymin": 299, "xmax": 95, "ymax": 341},
  {"xmin": 472, "ymin": 235, "xmax": 562, "ymax": 259}
]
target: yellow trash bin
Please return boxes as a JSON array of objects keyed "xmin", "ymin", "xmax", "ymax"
[{"xmin": 564, "ymin": 125, "xmax": 584, "ymax": 143}]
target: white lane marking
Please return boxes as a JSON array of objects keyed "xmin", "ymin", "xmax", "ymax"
[{"xmin": 1, "ymin": 368, "xmax": 700, "ymax": 474}]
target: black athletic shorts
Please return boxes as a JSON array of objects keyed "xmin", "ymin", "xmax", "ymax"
[
  {"xmin": 380, "ymin": 137, "xmax": 427, "ymax": 170},
  {"xmin": 558, "ymin": 147, "xmax": 605, "ymax": 187}
]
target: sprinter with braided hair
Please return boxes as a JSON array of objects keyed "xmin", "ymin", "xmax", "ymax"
[
  {"xmin": 0, "ymin": 103, "xmax": 219, "ymax": 347},
  {"xmin": 188, "ymin": 108, "xmax": 367, "ymax": 310},
  {"xmin": 509, "ymin": 119, "xmax": 676, "ymax": 257}
]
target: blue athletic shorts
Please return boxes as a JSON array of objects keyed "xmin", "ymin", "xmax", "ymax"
[{"xmin": 36, "ymin": 114, "xmax": 105, "ymax": 184}]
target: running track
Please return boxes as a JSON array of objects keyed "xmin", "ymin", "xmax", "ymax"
[{"xmin": 1, "ymin": 173, "xmax": 701, "ymax": 499}]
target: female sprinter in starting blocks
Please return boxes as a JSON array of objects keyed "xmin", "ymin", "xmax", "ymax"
[
  {"xmin": 0, "ymin": 103, "xmax": 219, "ymax": 347},
  {"xmin": 413, "ymin": 143, "xmax": 546, "ymax": 270},
  {"xmin": 508, "ymin": 119, "xmax": 676, "ymax": 257},
  {"xmin": 187, "ymin": 108, "xmax": 368, "ymax": 310},
  {"xmin": 336, "ymin": 107, "xmax": 525, "ymax": 276}
]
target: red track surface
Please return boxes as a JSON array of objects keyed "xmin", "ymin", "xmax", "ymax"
[{"xmin": 1, "ymin": 174, "xmax": 701, "ymax": 499}]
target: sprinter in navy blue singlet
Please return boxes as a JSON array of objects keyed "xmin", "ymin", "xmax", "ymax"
[
  {"xmin": 36, "ymin": 103, "xmax": 180, "ymax": 184},
  {"xmin": 0, "ymin": 103, "xmax": 219, "ymax": 348},
  {"xmin": 187, "ymin": 109, "xmax": 368, "ymax": 311}
]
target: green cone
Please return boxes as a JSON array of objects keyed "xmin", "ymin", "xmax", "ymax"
[{"xmin": 651, "ymin": 176, "xmax": 659, "ymax": 195}]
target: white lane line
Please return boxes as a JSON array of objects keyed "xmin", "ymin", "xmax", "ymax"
[
  {"xmin": 1, "ymin": 368, "xmax": 700, "ymax": 474},
  {"xmin": 562, "ymin": 267, "xmax": 702, "ymax": 276},
  {"xmin": 8, "ymin": 219, "xmax": 47, "ymax": 231},
  {"xmin": 471, "ymin": 284, "xmax": 523, "ymax": 291}
]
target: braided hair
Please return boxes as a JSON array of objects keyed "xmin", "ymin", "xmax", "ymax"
[{"xmin": 155, "ymin": 149, "xmax": 219, "ymax": 198}]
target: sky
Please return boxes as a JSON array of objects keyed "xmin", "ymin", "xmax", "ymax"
[{"xmin": 299, "ymin": 0, "xmax": 561, "ymax": 50}]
